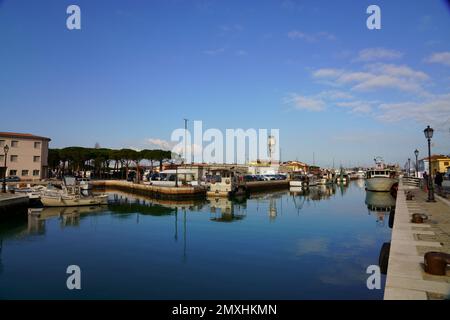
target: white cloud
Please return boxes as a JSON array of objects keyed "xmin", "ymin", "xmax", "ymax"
[
  {"xmin": 425, "ymin": 52, "xmax": 450, "ymax": 66},
  {"xmin": 288, "ymin": 30, "xmax": 336, "ymax": 42},
  {"xmin": 312, "ymin": 63, "xmax": 430, "ymax": 94},
  {"xmin": 367, "ymin": 63, "xmax": 429, "ymax": 81},
  {"xmin": 354, "ymin": 48, "xmax": 403, "ymax": 62},
  {"xmin": 313, "ymin": 68, "xmax": 344, "ymax": 78},
  {"xmin": 377, "ymin": 93, "xmax": 450, "ymax": 129},
  {"xmin": 147, "ymin": 138, "xmax": 174, "ymax": 150},
  {"xmin": 285, "ymin": 94, "xmax": 325, "ymax": 111}
]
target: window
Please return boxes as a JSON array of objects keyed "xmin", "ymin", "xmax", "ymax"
[
  {"xmin": 10, "ymin": 155, "xmax": 18, "ymax": 162},
  {"xmin": 0, "ymin": 155, "xmax": 3, "ymax": 162},
  {"xmin": 33, "ymin": 156, "xmax": 40, "ymax": 162},
  {"xmin": 33, "ymin": 170, "xmax": 40, "ymax": 176},
  {"xmin": 21, "ymin": 170, "xmax": 29, "ymax": 176},
  {"xmin": 34, "ymin": 141, "xmax": 41, "ymax": 149},
  {"xmin": 0, "ymin": 140, "xmax": 4, "ymax": 147},
  {"xmin": 9, "ymin": 170, "xmax": 17, "ymax": 176},
  {"xmin": 11, "ymin": 140, "xmax": 18, "ymax": 147},
  {"xmin": 444, "ymin": 161, "xmax": 449, "ymax": 166}
]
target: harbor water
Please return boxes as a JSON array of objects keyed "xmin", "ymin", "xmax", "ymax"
[{"xmin": 0, "ymin": 180, "xmax": 394, "ymax": 299}]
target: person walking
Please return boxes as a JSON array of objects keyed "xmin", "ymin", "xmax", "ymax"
[
  {"xmin": 435, "ymin": 170, "xmax": 443, "ymax": 194},
  {"xmin": 423, "ymin": 171, "xmax": 428, "ymax": 191}
]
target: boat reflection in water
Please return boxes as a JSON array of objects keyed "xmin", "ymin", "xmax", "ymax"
[
  {"xmin": 365, "ymin": 191, "xmax": 396, "ymax": 227},
  {"xmin": 289, "ymin": 184, "xmax": 337, "ymax": 201},
  {"xmin": 208, "ymin": 196, "xmax": 247, "ymax": 222},
  {"xmin": 27, "ymin": 205, "xmax": 108, "ymax": 234}
]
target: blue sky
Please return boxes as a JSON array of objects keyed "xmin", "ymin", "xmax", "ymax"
[{"xmin": 1, "ymin": 0, "xmax": 450, "ymax": 167}]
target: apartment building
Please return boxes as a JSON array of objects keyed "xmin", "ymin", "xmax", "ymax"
[{"xmin": 0, "ymin": 132, "xmax": 51, "ymax": 180}]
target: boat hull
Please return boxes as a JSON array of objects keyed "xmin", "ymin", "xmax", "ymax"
[
  {"xmin": 365, "ymin": 177, "xmax": 398, "ymax": 192},
  {"xmin": 289, "ymin": 180, "xmax": 307, "ymax": 188},
  {"xmin": 41, "ymin": 195, "xmax": 108, "ymax": 207}
]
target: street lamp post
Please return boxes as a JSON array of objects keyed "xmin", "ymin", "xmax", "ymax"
[
  {"xmin": 423, "ymin": 126, "xmax": 435, "ymax": 202},
  {"xmin": 408, "ymin": 158, "xmax": 411, "ymax": 177},
  {"xmin": 2, "ymin": 144, "xmax": 9, "ymax": 193},
  {"xmin": 414, "ymin": 149, "xmax": 419, "ymax": 178}
]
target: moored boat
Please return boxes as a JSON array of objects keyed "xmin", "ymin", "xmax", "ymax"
[
  {"xmin": 40, "ymin": 193, "xmax": 108, "ymax": 207},
  {"xmin": 289, "ymin": 173, "xmax": 309, "ymax": 188},
  {"xmin": 365, "ymin": 158, "xmax": 398, "ymax": 192}
]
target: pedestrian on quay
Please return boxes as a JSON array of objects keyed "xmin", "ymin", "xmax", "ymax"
[
  {"xmin": 423, "ymin": 171, "xmax": 428, "ymax": 191},
  {"xmin": 435, "ymin": 170, "xmax": 443, "ymax": 194}
]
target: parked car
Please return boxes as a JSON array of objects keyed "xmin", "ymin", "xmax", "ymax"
[{"xmin": 5, "ymin": 176, "xmax": 20, "ymax": 182}]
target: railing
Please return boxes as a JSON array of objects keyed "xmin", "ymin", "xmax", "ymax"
[{"xmin": 402, "ymin": 176, "xmax": 421, "ymax": 187}]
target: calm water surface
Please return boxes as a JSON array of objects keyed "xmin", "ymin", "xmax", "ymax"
[{"xmin": 0, "ymin": 180, "xmax": 394, "ymax": 299}]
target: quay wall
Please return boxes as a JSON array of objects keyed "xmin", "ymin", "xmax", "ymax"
[
  {"xmin": 92, "ymin": 180, "xmax": 207, "ymax": 200},
  {"xmin": 384, "ymin": 179, "xmax": 450, "ymax": 300},
  {"xmin": 246, "ymin": 180, "xmax": 289, "ymax": 192},
  {"xmin": 0, "ymin": 194, "xmax": 29, "ymax": 220}
]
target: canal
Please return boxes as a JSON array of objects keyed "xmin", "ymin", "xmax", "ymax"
[{"xmin": 0, "ymin": 180, "xmax": 394, "ymax": 299}]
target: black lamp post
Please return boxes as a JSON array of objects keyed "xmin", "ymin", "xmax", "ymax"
[
  {"xmin": 2, "ymin": 144, "xmax": 9, "ymax": 193},
  {"xmin": 414, "ymin": 149, "xmax": 419, "ymax": 178},
  {"xmin": 408, "ymin": 158, "xmax": 411, "ymax": 177},
  {"xmin": 423, "ymin": 126, "xmax": 435, "ymax": 202}
]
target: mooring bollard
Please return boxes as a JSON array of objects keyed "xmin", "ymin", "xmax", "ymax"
[
  {"xmin": 424, "ymin": 252, "xmax": 450, "ymax": 275},
  {"xmin": 411, "ymin": 213, "xmax": 428, "ymax": 223}
]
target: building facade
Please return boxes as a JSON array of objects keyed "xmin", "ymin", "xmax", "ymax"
[
  {"xmin": 0, "ymin": 132, "xmax": 51, "ymax": 180},
  {"xmin": 420, "ymin": 155, "xmax": 450, "ymax": 175}
]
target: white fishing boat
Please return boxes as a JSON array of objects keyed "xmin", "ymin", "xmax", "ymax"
[
  {"xmin": 289, "ymin": 174, "xmax": 309, "ymax": 188},
  {"xmin": 365, "ymin": 158, "xmax": 398, "ymax": 192},
  {"xmin": 40, "ymin": 192, "xmax": 108, "ymax": 207},
  {"xmin": 40, "ymin": 176, "xmax": 108, "ymax": 207}
]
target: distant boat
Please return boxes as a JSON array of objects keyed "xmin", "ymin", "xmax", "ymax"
[
  {"xmin": 365, "ymin": 158, "xmax": 398, "ymax": 192},
  {"xmin": 356, "ymin": 170, "xmax": 366, "ymax": 179},
  {"xmin": 289, "ymin": 174, "xmax": 309, "ymax": 188},
  {"xmin": 336, "ymin": 168, "xmax": 349, "ymax": 184}
]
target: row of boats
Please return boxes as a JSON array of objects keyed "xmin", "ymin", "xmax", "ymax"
[
  {"xmin": 13, "ymin": 177, "xmax": 108, "ymax": 207},
  {"xmin": 289, "ymin": 159, "xmax": 399, "ymax": 192},
  {"xmin": 289, "ymin": 168, "xmax": 363, "ymax": 188}
]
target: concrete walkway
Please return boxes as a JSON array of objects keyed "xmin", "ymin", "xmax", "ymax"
[{"xmin": 384, "ymin": 181, "xmax": 450, "ymax": 300}]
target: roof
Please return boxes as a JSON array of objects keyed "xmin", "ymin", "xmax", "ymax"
[
  {"xmin": 420, "ymin": 154, "xmax": 450, "ymax": 161},
  {"xmin": 0, "ymin": 132, "xmax": 51, "ymax": 141}
]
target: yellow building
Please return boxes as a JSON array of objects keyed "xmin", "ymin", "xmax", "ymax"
[
  {"xmin": 279, "ymin": 161, "xmax": 309, "ymax": 173},
  {"xmin": 426, "ymin": 154, "xmax": 450, "ymax": 174}
]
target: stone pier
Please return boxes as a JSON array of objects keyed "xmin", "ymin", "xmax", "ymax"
[{"xmin": 384, "ymin": 180, "xmax": 450, "ymax": 300}]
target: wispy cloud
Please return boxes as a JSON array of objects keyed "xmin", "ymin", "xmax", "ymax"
[
  {"xmin": 376, "ymin": 93, "xmax": 450, "ymax": 129},
  {"xmin": 354, "ymin": 48, "xmax": 403, "ymax": 62},
  {"xmin": 288, "ymin": 30, "xmax": 336, "ymax": 42},
  {"xmin": 235, "ymin": 49, "xmax": 248, "ymax": 56},
  {"xmin": 313, "ymin": 63, "xmax": 429, "ymax": 94},
  {"xmin": 203, "ymin": 47, "xmax": 225, "ymax": 56},
  {"xmin": 425, "ymin": 51, "xmax": 450, "ymax": 67},
  {"xmin": 335, "ymin": 101, "xmax": 372, "ymax": 114},
  {"xmin": 285, "ymin": 94, "xmax": 325, "ymax": 111}
]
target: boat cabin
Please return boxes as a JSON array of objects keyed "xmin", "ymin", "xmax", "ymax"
[{"xmin": 366, "ymin": 169, "xmax": 396, "ymax": 179}]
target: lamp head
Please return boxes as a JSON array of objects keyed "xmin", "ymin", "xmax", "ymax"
[
  {"xmin": 3, "ymin": 144, "xmax": 9, "ymax": 154},
  {"xmin": 424, "ymin": 125, "xmax": 434, "ymax": 139}
]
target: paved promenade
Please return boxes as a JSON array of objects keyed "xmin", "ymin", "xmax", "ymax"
[{"xmin": 384, "ymin": 181, "xmax": 450, "ymax": 300}]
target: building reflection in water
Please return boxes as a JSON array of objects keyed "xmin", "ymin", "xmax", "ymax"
[{"xmin": 365, "ymin": 191, "xmax": 396, "ymax": 227}]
